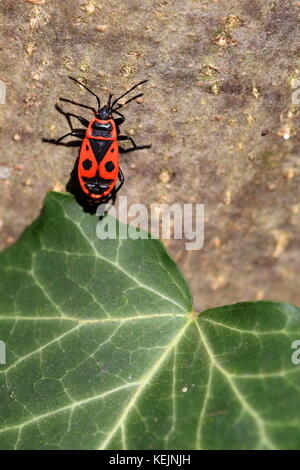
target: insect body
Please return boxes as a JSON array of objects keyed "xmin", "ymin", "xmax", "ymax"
[
  {"xmin": 79, "ymin": 113, "xmax": 119, "ymax": 199},
  {"xmin": 50, "ymin": 77, "xmax": 151, "ymax": 204}
]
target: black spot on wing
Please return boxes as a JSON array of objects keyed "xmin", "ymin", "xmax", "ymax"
[
  {"xmin": 105, "ymin": 161, "xmax": 115, "ymax": 172},
  {"xmin": 83, "ymin": 159, "xmax": 92, "ymax": 170}
]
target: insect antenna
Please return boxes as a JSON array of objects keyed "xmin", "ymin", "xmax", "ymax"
[
  {"xmin": 113, "ymin": 93, "xmax": 144, "ymax": 111},
  {"xmin": 107, "ymin": 92, "xmax": 113, "ymax": 109},
  {"xmin": 110, "ymin": 80, "xmax": 148, "ymax": 109},
  {"xmin": 68, "ymin": 76, "xmax": 101, "ymax": 112}
]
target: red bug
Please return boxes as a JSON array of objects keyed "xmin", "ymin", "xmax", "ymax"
[{"xmin": 51, "ymin": 77, "xmax": 151, "ymax": 204}]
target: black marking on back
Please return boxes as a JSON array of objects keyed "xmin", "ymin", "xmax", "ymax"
[
  {"xmin": 91, "ymin": 122, "xmax": 112, "ymax": 137},
  {"xmin": 105, "ymin": 161, "xmax": 115, "ymax": 172},
  {"xmin": 88, "ymin": 139, "xmax": 112, "ymax": 164},
  {"xmin": 83, "ymin": 159, "xmax": 92, "ymax": 170},
  {"xmin": 82, "ymin": 176, "xmax": 114, "ymax": 195}
]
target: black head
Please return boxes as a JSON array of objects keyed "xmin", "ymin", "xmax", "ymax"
[{"xmin": 96, "ymin": 105, "xmax": 110, "ymax": 120}]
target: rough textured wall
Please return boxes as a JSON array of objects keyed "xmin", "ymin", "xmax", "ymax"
[{"xmin": 0, "ymin": 0, "xmax": 300, "ymax": 311}]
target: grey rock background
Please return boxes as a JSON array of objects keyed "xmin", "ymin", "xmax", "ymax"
[{"xmin": 1, "ymin": 0, "xmax": 300, "ymax": 311}]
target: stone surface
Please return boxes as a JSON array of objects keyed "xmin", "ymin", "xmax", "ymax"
[{"xmin": 1, "ymin": 0, "xmax": 300, "ymax": 310}]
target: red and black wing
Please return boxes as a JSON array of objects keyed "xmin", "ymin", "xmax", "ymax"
[{"xmin": 78, "ymin": 137, "xmax": 119, "ymax": 198}]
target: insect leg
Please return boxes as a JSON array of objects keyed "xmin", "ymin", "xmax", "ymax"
[
  {"xmin": 113, "ymin": 117, "xmax": 125, "ymax": 136},
  {"xmin": 117, "ymin": 167, "xmax": 125, "ymax": 188},
  {"xmin": 118, "ymin": 135, "xmax": 151, "ymax": 153},
  {"xmin": 110, "ymin": 169, "xmax": 125, "ymax": 196},
  {"xmin": 59, "ymin": 98, "xmax": 96, "ymax": 115},
  {"xmin": 43, "ymin": 130, "xmax": 85, "ymax": 146},
  {"xmin": 107, "ymin": 169, "xmax": 125, "ymax": 199},
  {"xmin": 55, "ymin": 104, "xmax": 89, "ymax": 130},
  {"xmin": 112, "ymin": 110, "xmax": 125, "ymax": 121},
  {"xmin": 55, "ymin": 131, "xmax": 84, "ymax": 143}
]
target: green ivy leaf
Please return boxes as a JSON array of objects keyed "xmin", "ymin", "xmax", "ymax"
[{"xmin": 0, "ymin": 192, "xmax": 299, "ymax": 450}]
